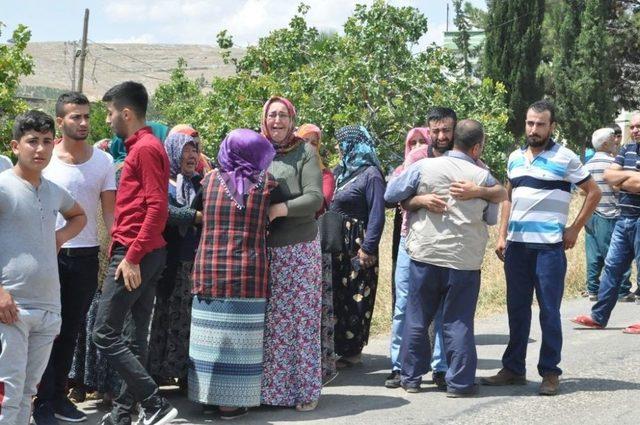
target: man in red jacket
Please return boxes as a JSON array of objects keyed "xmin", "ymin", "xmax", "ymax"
[{"xmin": 92, "ymin": 81, "xmax": 176, "ymax": 425}]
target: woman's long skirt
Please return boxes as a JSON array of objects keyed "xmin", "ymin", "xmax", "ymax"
[
  {"xmin": 188, "ymin": 297, "xmax": 266, "ymax": 407},
  {"xmin": 321, "ymin": 252, "xmax": 337, "ymax": 380},
  {"xmin": 332, "ymin": 217, "xmax": 379, "ymax": 358},
  {"xmin": 148, "ymin": 261, "xmax": 194, "ymax": 381},
  {"xmin": 68, "ymin": 290, "xmax": 122, "ymax": 395},
  {"xmin": 261, "ymin": 238, "xmax": 322, "ymax": 406}
]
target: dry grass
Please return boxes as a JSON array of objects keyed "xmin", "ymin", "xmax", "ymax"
[{"xmin": 370, "ymin": 195, "xmax": 602, "ymax": 336}]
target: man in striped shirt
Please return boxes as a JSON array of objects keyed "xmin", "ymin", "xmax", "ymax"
[
  {"xmin": 481, "ymin": 100, "xmax": 601, "ymax": 396},
  {"xmin": 582, "ymin": 128, "xmax": 632, "ymax": 301},
  {"xmin": 573, "ymin": 113, "xmax": 640, "ymax": 334}
]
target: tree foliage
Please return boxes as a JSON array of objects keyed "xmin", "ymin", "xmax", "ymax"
[
  {"xmin": 608, "ymin": 0, "xmax": 640, "ymax": 111},
  {"xmin": 548, "ymin": 0, "xmax": 617, "ymax": 153},
  {"xmin": 153, "ymin": 1, "xmax": 513, "ymax": 180},
  {"xmin": 0, "ymin": 22, "xmax": 34, "ymax": 152},
  {"xmin": 483, "ymin": 0, "xmax": 545, "ymax": 138},
  {"xmin": 453, "ymin": 0, "xmax": 474, "ymax": 77}
]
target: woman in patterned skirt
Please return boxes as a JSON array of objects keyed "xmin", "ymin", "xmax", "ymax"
[
  {"xmin": 188, "ymin": 129, "xmax": 277, "ymax": 420},
  {"xmin": 147, "ymin": 131, "xmax": 203, "ymax": 387},
  {"xmin": 260, "ymin": 97, "xmax": 324, "ymax": 411},
  {"xmin": 330, "ymin": 125, "xmax": 386, "ymax": 368},
  {"xmin": 296, "ymin": 123, "xmax": 338, "ymax": 384}
]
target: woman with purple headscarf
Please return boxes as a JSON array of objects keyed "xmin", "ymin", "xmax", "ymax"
[
  {"xmin": 188, "ymin": 129, "xmax": 278, "ymax": 420},
  {"xmin": 147, "ymin": 131, "xmax": 203, "ymax": 389}
]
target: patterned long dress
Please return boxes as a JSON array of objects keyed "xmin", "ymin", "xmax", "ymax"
[{"xmin": 332, "ymin": 218, "xmax": 379, "ymax": 357}]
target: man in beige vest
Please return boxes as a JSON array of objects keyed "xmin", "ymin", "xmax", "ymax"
[{"xmin": 384, "ymin": 119, "xmax": 506, "ymax": 397}]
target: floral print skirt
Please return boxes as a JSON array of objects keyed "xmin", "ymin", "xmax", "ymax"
[
  {"xmin": 332, "ymin": 217, "xmax": 379, "ymax": 357},
  {"xmin": 261, "ymin": 238, "xmax": 322, "ymax": 406},
  {"xmin": 321, "ymin": 252, "xmax": 337, "ymax": 379}
]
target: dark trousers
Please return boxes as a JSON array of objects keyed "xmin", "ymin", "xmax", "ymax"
[
  {"xmin": 502, "ymin": 242, "xmax": 566, "ymax": 377},
  {"xmin": 93, "ymin": 245, "xmax": 166, "ymax": 417},
  {"xmin": 399, "ymin": 260, "xmax": 480, "ymax": 394},
  {"xmin": 36, "ymin": 250, "xmax": 99, "ymax": 404}
]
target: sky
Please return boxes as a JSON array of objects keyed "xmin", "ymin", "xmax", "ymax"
[{"xmin": 0, "ymin": 0, "xmax": 486, "ymax": 48}]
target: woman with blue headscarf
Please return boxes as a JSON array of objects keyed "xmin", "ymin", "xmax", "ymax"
[
  {"xmin": 330, "ymin": 125, "xmax": 386, "ymax": 367},
  {"xmin": 147, "ymin": 132, "xmax": 203, "ymax": 388}
]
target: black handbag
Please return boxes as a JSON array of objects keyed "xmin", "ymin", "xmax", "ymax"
[{"xmin": 318, "ymin": 210, "xmax": 345, "ymax": 253}]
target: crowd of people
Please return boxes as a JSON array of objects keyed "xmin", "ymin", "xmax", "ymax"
[{"xmin": 0, "ymin": 80, "xmax": 639, "ymax": 425}]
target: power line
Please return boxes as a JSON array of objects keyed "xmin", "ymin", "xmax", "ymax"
[
  {"xmin": 86, "ymin": 50, "xmax": 169, "ymax": 82},
  {"xmin": 88, "ymin": 39, "xmax": 160, "ymax": 70}
]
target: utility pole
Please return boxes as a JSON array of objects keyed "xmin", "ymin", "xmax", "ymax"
[
  {"xmin": 446, "ymin": 3, "xmax": 450, "ymax": 32},
  {"xmin": 70, "ymin": 41, "xmax": 78, "ymax": 91},
  {"xmin": 77, "ymin": 8, "xmax": 89, "ymax": 93}
]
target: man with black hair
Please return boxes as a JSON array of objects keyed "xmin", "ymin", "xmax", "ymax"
[
  {"xmin": 385, "ymin": 119, "xmax": 506, "ymax": 397},
  {"xmin": 485, "ymin": 100, "xmax": 600, "ymax": 396},
  {"xmin": 0, "ymin": 110, "xmax": 86, "ymax": 424},
  {"xmin": 32, "ymin": 92, "xmax": 117, "ymax": 425},
  {"xmin": 91, "ymin": 82, "xmax": 176, "ymax": 425}
]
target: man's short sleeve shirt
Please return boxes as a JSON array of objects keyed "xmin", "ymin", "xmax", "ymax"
[
  {"xmin": 507, "ymin": 140, "xmax": 590, "ymax": 244},
  {"xmin": 613, "ymin": 143, "xmax": 640, "ymax": 216}
]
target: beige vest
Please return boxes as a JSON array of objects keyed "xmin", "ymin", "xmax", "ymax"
[{"xmin": 405, "ymin": 156, "xmax": 490, "ymax": 270}]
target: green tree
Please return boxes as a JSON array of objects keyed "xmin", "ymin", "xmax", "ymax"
[
  {"xmin": 483, "ymin": 0, "xmax": 545, "ymax": 138},
  {"xmin": 453, "ymin": 0, "xmax": 473, "ymax": 76},
  {"xmin": 609, "ymin": 0, "xmax": 640, "ymax": 111},
  {"xmin": 0, "ymin": 22, "xmax": 34, "ymax": 152},
  {"xmin": 552, "ymin": 0, "xmax": 616, "ymax": 154},
  {"xmin": 154, "ymin": 1, "xmax": 513, "ymax": 180}
]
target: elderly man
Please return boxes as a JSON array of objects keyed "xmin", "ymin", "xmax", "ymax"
[
  {"xmin": 484, "ymin": 100, "xmax": 600, "ymax": 396},
  {"xmin": 573, "ymin": 113, "xmax": 640, "ymax": 333},
  {"xmin": 582, "ymin": 128, "xmax": 633, "ymax": 302},
  {"xmin": 385, "ymin": 119, "xmax": 506, "ymax": 397}
]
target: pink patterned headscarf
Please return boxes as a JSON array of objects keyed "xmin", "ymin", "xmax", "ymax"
[{"xmin": 261, "ymin": 96, "xmax": 302, "ymax": 155}]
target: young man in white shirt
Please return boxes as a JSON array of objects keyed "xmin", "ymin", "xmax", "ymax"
[{"xmin": 33, "ymin": 92, "xmax": 116, "ymax": 424}]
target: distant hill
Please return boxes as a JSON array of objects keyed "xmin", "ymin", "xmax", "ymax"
[{"xmin": 19, "ymin": 42, "xmax": 243, "ymax": 101}]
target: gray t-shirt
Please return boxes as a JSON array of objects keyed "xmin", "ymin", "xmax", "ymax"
[{"xmin": 0, "ymin": 170, "xmax": 75, "ymax": 313}]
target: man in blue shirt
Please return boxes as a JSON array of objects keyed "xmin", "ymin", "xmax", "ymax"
[{"xmin": 573, "ymin": 113, "xmax": 640, "ymax": 333}]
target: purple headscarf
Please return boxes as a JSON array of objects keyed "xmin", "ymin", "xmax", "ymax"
[{"xmin": 217, "ymin": 129, "xmax": 276, "ymax": 207}]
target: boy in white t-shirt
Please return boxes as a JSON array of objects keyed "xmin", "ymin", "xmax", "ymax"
[
  {"xmin": 33, "ymin": 92, "xmax": 117, "ymax": 424},
  {"xmin": 0, "ymin": 110, "xmax": 86, "ymax": 425}
]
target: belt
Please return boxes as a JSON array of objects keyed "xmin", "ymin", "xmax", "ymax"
[{"xmin": 59, "ymin": 246, "xmax": 100, "ymax": 257}]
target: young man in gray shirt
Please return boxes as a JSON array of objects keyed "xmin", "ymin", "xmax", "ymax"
[{"xmin": 0, "ymin": 110, "xmax": 86, "ymax": 425}]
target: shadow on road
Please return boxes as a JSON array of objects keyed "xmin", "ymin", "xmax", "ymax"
[
  {"xmin": 477, "ymin": 358, "xmax": 503, "ymax": 370},
  {"xmin": 475, "ymin": 334, "xmax": 535, "ymax": 345}
]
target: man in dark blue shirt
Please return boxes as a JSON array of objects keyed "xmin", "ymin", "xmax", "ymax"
[{"xmin": 572, "ymin": 113, "xmax": 640, "ymax": 333}]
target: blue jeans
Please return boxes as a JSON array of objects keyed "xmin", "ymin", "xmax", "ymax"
[
  {"xmin": 502, "ymin": 242, "xmax": 566, "ymax": 377},
  {"xmin": 592, "ymin": 216, "xmax": 640, "ymax": 326},
  {"xmin": 585, "ymin": 214, "xmax": 632, "ymax": 295},
  {"xmin": 389, "ymin": 238, "xmax": 447, "ymax": 373},
  {"xmin": 400, "ymin": 260, "xmax": 479, "ymax": 394}
]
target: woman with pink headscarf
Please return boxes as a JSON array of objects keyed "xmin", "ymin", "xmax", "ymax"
[
  {"xmin": 385, "ymin": 127, "xmax": 434, "ymax": 389},
  {"xmin": 260, "ymin": 97, "xmax": 324, "ymax": 411}
]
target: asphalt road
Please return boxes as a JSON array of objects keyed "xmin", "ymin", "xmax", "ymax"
[{"xmin": 77, "ymin": 297, "xmax": 640, "ymax": 425}]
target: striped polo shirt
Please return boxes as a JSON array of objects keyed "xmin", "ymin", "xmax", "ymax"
[
  {"xmin": 507, "ymin": 140, "xmax": 590, "ymax": 244},
  {"xmin": 584, "ymin": 152, "xmax": 618, "ymax": 218},
  {"xmin": 613, "ymin": 142, "xmax": 640, "ymax": 217}
]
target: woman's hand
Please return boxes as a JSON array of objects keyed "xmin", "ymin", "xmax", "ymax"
[
  {"xmin": 268, "ymin": 203, "xmax": 288, "ymax": 221},
  {"xmin": 358, "ymin": 249, "xmax": 377, "ymax": 269}
]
